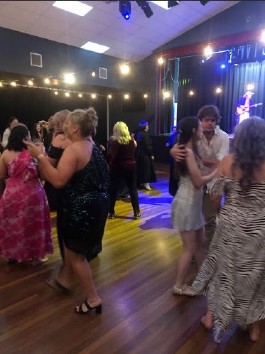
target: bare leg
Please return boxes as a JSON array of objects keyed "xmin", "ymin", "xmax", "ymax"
[
  {"xmin": 249, "ymin": 321, "xmax": 260, "ymax": 342},
  {"xmin": 203, "ymin": 191, "xmax": 216, "ymax": 249},
  {"xmin": 194, "ymin": 227, "xmax": 206, "ymax": 268},
  {"xmin": 56, "ymin": 246, "xmax": 74, "ymax": 289},
  {"xmin": 174, "ymin": 230, "xmax": 198, "ymax": 288},
  {"xmin": 64, "ymin": 248, "xmax": 101, "ymax": 308},
  {"xmin": 201, "ymin": 309, "xmax": 213, "ymax": 329}
]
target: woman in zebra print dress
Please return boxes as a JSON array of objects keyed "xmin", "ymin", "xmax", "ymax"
[{"xmin": 190, "ymin": 116, "xmax": 265, "ymax": 343}]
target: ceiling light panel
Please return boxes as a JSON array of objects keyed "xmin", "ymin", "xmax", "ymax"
[
  {"xmin": 52, "ymin": 1, "xmax": 93, "ymax": 16},
  {"xmin": 150, "ymin": 1, "xmax": 170, "ymax": 10},
  {"xmin": 81, "ymin": 41, "xmax": 110, "ymax": 54}
]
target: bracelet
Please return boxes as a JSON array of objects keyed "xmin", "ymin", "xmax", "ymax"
[{"xmin": 37, "ymin": 153, "xmax": 45, "ymax": 160}]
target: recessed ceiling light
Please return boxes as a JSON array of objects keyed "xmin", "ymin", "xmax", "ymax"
[
  {"xmin": 151, "ymin": 1, "xmax": 170, "ymax": 10},
  {"xmin": 52, "ymin": 1, "xmax": 93, "ymax": 17},
  {"xmin": 81, "ymin": 41, "xmax": 109, "ymax": 54}
]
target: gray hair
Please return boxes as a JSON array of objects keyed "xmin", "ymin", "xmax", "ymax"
[
  {"xmin": 68, "ymin": 107, "xmax": 98, "ymax": 137},
  {"xmin": 232, "ymin": 116, "xmax": 265, "ymax": 189}
]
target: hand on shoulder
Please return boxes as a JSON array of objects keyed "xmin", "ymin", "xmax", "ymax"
[{"xmin": 170, "ymin": 143, "xmax": 186, "ymax": 161}]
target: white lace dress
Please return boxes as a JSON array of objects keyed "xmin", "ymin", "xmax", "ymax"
[{"xmin": 171, "ymin": 174, "xmax": 205, "ymax": 232}]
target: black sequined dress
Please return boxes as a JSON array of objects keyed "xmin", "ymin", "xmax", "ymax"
[{"xmin": 61, "ymin": 145, "xmax": 109, "ymax": 257}]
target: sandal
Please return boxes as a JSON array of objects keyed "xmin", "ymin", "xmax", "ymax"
[
  {"xmin": 172, "ymin": 285, "xmax": 196, "ymax": 297},
  {"xmin": 45, "ymin": 278, "xmax": 71, "ymax": 294},
  {"xmin": 75, "ymin": 300, "xmax": 102, "ymax": 315}
]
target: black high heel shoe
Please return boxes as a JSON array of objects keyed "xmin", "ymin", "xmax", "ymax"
[{"xmin": 75, "ymin": 300, "xmax": 102, "ymax": 314}]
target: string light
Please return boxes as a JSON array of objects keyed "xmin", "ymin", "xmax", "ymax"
[
  {"xmin": 0, "ymin": 77, "xmax": 149, "ymax": 102},
  {"xmin": 189, "ymin": 90, "xmax": 195, "ymax": 96},
  {"xmin": 44, "ymin": 78, "xmax": 51, "ymax": 84}
]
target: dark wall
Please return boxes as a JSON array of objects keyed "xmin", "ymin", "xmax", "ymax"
[
  {"xmin": 0, "ymin": 27, "xmax": 157, "ymax": 137},
  {"xmin": 155, "ymin": 1, "xmax": 265, "ymax": 54},
  {"xmin": 0, "ymin": 27, "xmax": 141, "ymax": 91}
]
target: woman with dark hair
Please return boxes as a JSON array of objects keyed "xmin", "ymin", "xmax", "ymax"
[
  {"xmin": 186, "ymin": 116, "xmax": 265, "ymax": 343},
  {"xmin": 31, "ymin": 122, "xmax": 43, "ymax": 144},
  {"xmin": 171, "ymin": 117, "xmax": 216, "ymax": 295},
  {"xmin": 25, "ymin": 108, "xmax": 109, "ymax": 314},
  {"xmin": 0, "ymin": 124, "xmax": 52, "ymax": 263}
]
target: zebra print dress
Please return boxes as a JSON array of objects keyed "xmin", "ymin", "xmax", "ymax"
[{"xmin": 192, "ymin": 177, "xmax": 265, "ymax": 342}]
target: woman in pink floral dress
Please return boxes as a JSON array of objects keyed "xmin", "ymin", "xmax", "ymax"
[{"xmin": 0, "ymin": 124, "xmax": 53, "ymax": 262}]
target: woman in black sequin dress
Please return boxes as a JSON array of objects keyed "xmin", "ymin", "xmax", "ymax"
[{"xmin": 25, "ymin": 108, "xmax": 109, "ymax": 314}]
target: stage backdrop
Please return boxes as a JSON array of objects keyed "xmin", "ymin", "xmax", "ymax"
[{"xmin": 160, "ymin": 54, "xmax": 265, "ymax": 134}]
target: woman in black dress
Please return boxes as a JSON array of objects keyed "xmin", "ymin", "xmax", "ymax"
[
  {"xmin": 135, "ymin": 120, "xmax": 157, "ymax": 190},
  {"xmin": 25, "ymin": 108, "xmax": 109, "ymax": 314}
]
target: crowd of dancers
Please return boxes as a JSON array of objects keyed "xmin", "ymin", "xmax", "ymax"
[
  {"xmin": 0, "ymin": 104, "xmax": 264, "ymax": 343},
  {"xmin": 170, "ymin": 105, "xmax": 265, "ymax": 343}
]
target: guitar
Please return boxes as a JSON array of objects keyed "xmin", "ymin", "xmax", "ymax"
[{"xmin": 236, "ymin": 103, "xmax": 263, "ymax": 115}]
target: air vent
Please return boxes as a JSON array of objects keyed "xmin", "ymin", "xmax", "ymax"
[
  {"xmin": 30, "ymin": 52, "xmax": 43, "ymax": 67},
  {"xmin": 99, "ymin": 67, "xmax": 107, "ymax": 79}
]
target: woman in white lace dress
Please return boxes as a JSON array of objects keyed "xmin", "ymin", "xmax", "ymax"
[{"xmin": 171, "ymin": 117, "xmax": 216, "ymax": 295}]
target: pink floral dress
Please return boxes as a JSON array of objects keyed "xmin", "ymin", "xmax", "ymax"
[{"xmin": 0, "ymin": 150, "xmax": 53, "ymax": 261}]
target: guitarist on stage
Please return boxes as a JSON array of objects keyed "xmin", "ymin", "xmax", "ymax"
[{"xmin": 236, "ymin": 90, "xmax": 262, "ymax": 124}]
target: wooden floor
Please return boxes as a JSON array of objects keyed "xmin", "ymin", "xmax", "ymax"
[{"xmin": 0, "ymin": 163, "xmax": 264, "ymax": 354}]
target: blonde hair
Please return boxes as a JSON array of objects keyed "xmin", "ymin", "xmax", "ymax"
[
  {"xmin": 52, "ymin": 109, "xmax": 70, "ymax": 136},
  {"xmin": 112, "ymin": 121, "xmax": 131, "ymax": 144},
  {"xmin": 68, "ymin": 107, "xmax": 98, "ymax": 137}
]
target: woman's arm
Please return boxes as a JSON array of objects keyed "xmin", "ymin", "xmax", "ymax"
[
  {"xmin": 209, "ymin": 155, "xmax": 230, "ymax": 210},
  {"xmin": 24, "ymin": 141, "xmax": 79, "ymax": 188},
  {"xmin": 0, "ymin": 154, "xmax": 7, "ymax": 181},
  {"xmin": 186, "ymin": 149, "xmax": 217, "ymax": 188}
]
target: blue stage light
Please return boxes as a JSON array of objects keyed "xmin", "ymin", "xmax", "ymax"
[
  {"xmin": 220, "ymin": 63, "xmax": 226, "ymax": 69},
  {"xmin": 119, "ymin": 1, "xmax": 131, "ymax": 20}
]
